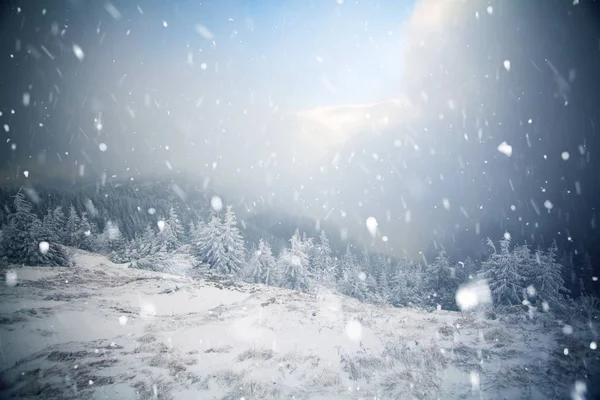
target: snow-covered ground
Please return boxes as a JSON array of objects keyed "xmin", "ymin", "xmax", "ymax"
[{"xmin": 0, "ymin": 251, "xmax": 595, "ymax": 399}]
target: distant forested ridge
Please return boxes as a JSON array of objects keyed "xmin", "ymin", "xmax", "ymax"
[{"xmin": 0, "ymin": 180, "xmax": 597, "ymax": 312}]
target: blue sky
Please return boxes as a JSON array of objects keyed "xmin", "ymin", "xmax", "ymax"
[{"xmin": 132, "ymin": 0, "xmax": 415, "ymax": 110}]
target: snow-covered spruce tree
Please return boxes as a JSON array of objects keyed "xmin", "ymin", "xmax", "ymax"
[
  {"xmin": 341, "ymin": 264, "xmax": 371, "ymax": 302},
  {"xmin": 310, "ymin": 230, "xmax": 334, "ymax": 283},
  {"xmin": 460, "ymin": 256, "xmax": 479, "ymax": 282},
  {"xmin": 221, "ymin": 205, "xmax": 245, "ymax": 274},
  {"xmin": 101, "ymin": 220, "xmax": 128, "ymax": 262},
  {"xmin": 155, "ymin": 220, "xmax": 179, "ymax": 253},
  {"xmin": 389, "ymin": 256, "xmax": 424, "ymax": 307},
  {"xmin": 532, "ymin": 243, "xmax": 569, "ymax": 309},
  {"xmin": 580, "ymin": 252, "xmax": 594, "ymax": 294},
  {"xmin": 482, "ymin": 237, "xmax": 528, "ymax": 306},
  {"xmin": 48, "ymin": 206, "xmax": 67, "ymax": 244},
  {"xmin": 136, "ymin": 225, "xmax": 157, "ymax": 257},
  {"xmin": 425, "ymin": 250, "xmax": 459, "ymax": 310},
  {"xmin": 336, "ymin": 247, "xmax": 358, "ymax": 285},
  {"xmin": 560, "ymin": 251, "xmax": 578, "ymax": 296},
  {"xmin": 167, "ymin": 207, "xmax": 185, "ymax": 243},
  {"xmin": 188, "ymin": 221, "xmax": 196, "ymax": 241},
  {"xmin": 371, "ymin": 254, "xmax": 391, "ymax": 303},
  {"xmin": 246, "ymin": 239, "xmax": 277, "ymax": 284},
  {"xmin": 196, "ymin": 214, "xmax": 225, "ymax": 267},
  {"xmin": 77, "ymin": 212, "xmax": 93, "ymax": 251},
  {"xmin": 279, "ymin": 229, "xmax": 310, "ymax": 292},
  {"xmin": 42, "ymin": 208, "xmax": 60, "ymax": 244},
  {"xmin": 246, "ymin": 249, "xmax": 263, "ymax": 284},
  {"xmin": 65, "ymin": 205, "xmax": 81, "ymax": 247},
  {"xmin": 0, "ymin": 192, "xmax": 69, "ymax": 266}
]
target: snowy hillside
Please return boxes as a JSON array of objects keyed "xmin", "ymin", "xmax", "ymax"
[{"xmin": 0, "ymin": 251, "xmax": 597, "ymax": 399}]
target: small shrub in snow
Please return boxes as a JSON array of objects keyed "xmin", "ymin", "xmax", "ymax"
[
  {"xmin": 338, "ymin": 344, "xmax": 384, "ymax": 382},
  {"xmin": 130, "ymin": 248, "xmax": 198, "ymax": 276},
  {"xmin": 237, "ymin": 348, "xmax": 274, "ymax": 361}
]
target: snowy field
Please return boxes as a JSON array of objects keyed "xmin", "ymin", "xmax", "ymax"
[{"xmin": 0, "ymin": 251, "xmax": 596, "ymax": 399}]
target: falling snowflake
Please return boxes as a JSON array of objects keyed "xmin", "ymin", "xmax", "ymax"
[
  {"xmin": 366, "ymin": 217, "xmax": 378, "ymax": 237},
  {"xmin": 157, "ymin": 220, "xmax": 165, "ymax": 231},
  {"xmin": 5, "ymin": 270, "xmax": 17, "ymax": 287},
  {"xmin": 119, "ymin": 315, "xmax": 128, "ymax": 325},
  {"xmin": 99, "ymin": 143, "xmax": 107, "ymax": 152},
  {"xmin": 455, "ymin": 281, "xmax": 492, "ymax": 311},
  {"xmin": 442, "ymin": 198, "xmax": 451, "ymax": 210},
  {"xmin": 211, "ymin": 196, "xmax": 223, "ymax": 211},
  {"xmin": 503, "ymin": 60, "xmax": 511, "ymax": 71},
  {"xmin": 470, "ymin": 371, "xmax": 480, "ymax": 391},
  {"xmin": 345, "ymin": 320, "xmax": 362, "ymax": 342},
  {"xmin": 73, "ymin": 44, "xmax": 85, "ymax": 60},
  {"xmin": 497, "ymin": 141, "xmax": 512, "ymax": 157},
  {"xmin": 39, "ymin": 241, "xmax": 49, "ymax": 254},
  {"xmin": 195, "ymin": 24, "xmax": 214, "ymax": 39}
]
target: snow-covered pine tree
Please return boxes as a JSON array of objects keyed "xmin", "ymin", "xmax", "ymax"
[
  {"xmin": 425, "ymin": 250, "xmax": 458, "ymax": 310},
  {"xmin": 125, "ymin": 238, "xmax": 139, "ymax": 261},
  {"xmin": 482, "ymin": 237, "xmax": 527, "ymax": 306},
  {"xmin": 533, "ymin": 243, "xmax": 568, "ymax": 309},
  {"xmin": 246, "ymin": 248, "xmax": 263, "ymax": 284},
  {"xmin": 167, "ymin": 207, "xmax": 185, "ymax": 243},
  {"xmin": 155, "ymin": 219, "xmax": 179, "ymax": 253},
  {"xmin": 246, "ymin": 239, "xmax": 277, "ymax": 284},
  {"xmin": 461, "ymin": 256, "xmax": 479, "ymax": 281},
  {"xmin": 78, "ymin": 212, "xmax": 93, "ymax": 250},
  {"xmin": 280, "ymin": 229, "xmax": 310, "ymax": 292},
  {"xmin": 65, "ymin": 205, "xmax": 81, "ymax": 247},
  {"xmin": 188, "ymin": 221, "xmax": 196, "ymax": 240},
  {"xmin": 0, "ymin": 192, "xmax": 69, "ymax": 266},
  {"xmin": 42, "ymin": 208, "xmax": 60, "ymax": 244},
  {"xmin": 580, "ymin": 252, "xmax": 594, "ymax": 294},
  {"xmin": 221, "ymin": 205, "xmax": 245, "ymax": 274},
  {"xmin": 560, "ymin": 251, "xmax": 578, "ymax": 296},
  {"xmin": 337, "ymin": 246, "xmax": 358, "ymax": 283},
  {"xmin": 198, "ymin": 215, "xmax": 229, "ymax": 273},
  {"xmin": 261, "ymin": 242, "xmax": 279, "ymax": 286},
  {"xmin": 137, "ymin": 225, "xmax": 157, "ymax": 257},
  {"xmin": 341, "ymin": 264, "xmax": 371, "ymax": 302},
  {"xmin": 311, "ymin": 230, "xmax": 334, "ymax": 282},
  {"xmin": 371, "ymin": 254, "xmax": 391, "ymax": 303},
  {"xmin": 389, "ymin": 256, "xmax": 424, "ymax": 307},
  {"xmin": 102, "ymin": 220, "xmax": 128, "ymax": 262},
  {"xmin": 49, "ymin": 206, "xmax": 67, "ymax": 244}
]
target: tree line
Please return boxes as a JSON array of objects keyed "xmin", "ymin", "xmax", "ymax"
[{"xmin": 0, "ymin": 189, "xmax": 595, "ymax": 314}]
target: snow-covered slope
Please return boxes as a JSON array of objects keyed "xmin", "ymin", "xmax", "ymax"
[{"xmin": 0, "ymin": 251, "xmax": 594, "ymax": 399}]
